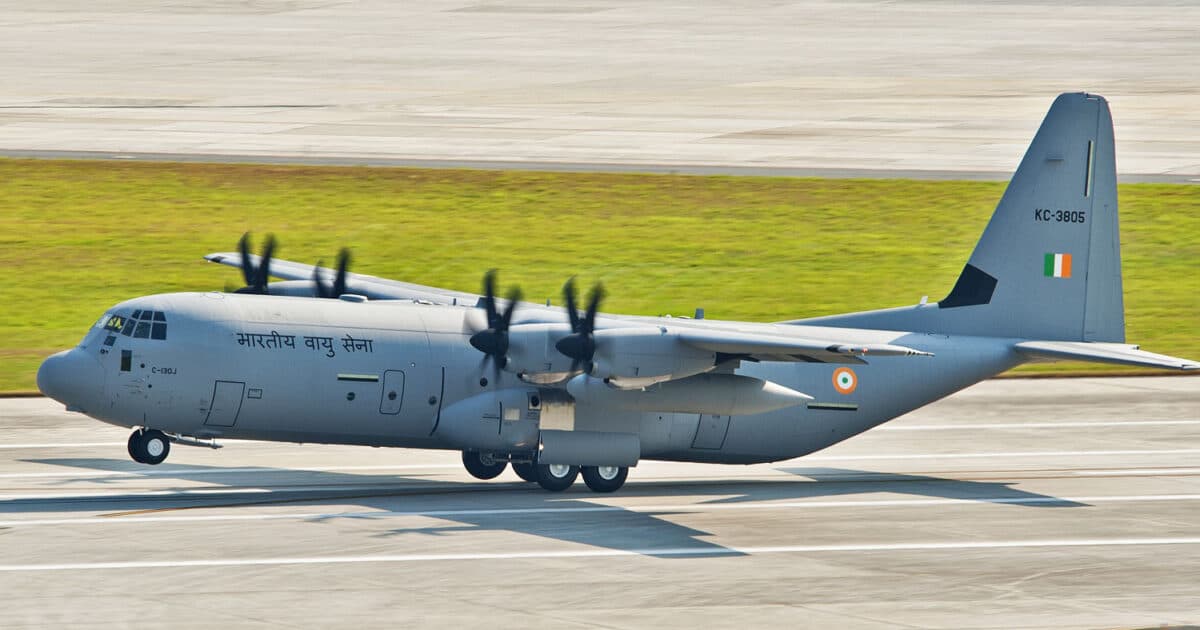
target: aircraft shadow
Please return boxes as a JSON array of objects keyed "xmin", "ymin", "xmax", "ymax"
[{"xmin": 3, "ymin": 458, "xmax": 1086, "ymax": 558}]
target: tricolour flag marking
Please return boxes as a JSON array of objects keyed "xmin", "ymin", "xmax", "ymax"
[{"xmin": 1044, "ymin": 252, "xmax": 1072, "ymax": 278}]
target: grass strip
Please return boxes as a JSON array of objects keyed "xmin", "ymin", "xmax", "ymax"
[{"xmin": 2, "ymin": 158, "xmax": 1196, "ymax": 392}]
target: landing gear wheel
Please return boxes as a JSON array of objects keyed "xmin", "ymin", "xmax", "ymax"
[
  {"xmin": 127, "ymin": 431, "xmax": 147, "ymax": 463},
  {"xmin": 581, "ymin": 465, "xmax": 628, "ymax": 493},
  {"xmin": 128, "ymin": 429, "xmax": 170, "ymax": 465},
  {"xmin": 535, "ymin": 463, "xmax": 579, "ymax": 492},
  {"xmin": 512, "ymin": 461, "xmax": 538, "ymax": 483},
  {"xmin": 462, "ymin": 451, "xmax": 507, "ymax": 480}
]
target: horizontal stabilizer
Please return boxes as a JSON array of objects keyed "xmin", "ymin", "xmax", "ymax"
[{"xmin": 1014, "ymin": 341, "xmax": 1200, "ymax": 371}]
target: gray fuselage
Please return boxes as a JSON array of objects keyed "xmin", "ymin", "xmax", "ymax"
[{"xmin": 59, "ymin": 291, "xmax": 1021, "ymax": 465}]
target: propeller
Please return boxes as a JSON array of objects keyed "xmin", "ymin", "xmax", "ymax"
[
  {"xmin": 555, "ymin": 277, "xmax": 605, "ymax": 375},
  {"xmin": 468, "ymin": 270, "xmax": 523, "ymax": 382},
  {"xmin": 313, "ymin": 248, "xmax": 352, "ymax": 299},
  {"xmin": 233, "ymin": 232, "xmax": 276, "ymax": 294}
]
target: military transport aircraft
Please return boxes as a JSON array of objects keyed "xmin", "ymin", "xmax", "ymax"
[{"xmin": 37, "ymin": 93, "xmax": 1198, "ymax": 493}]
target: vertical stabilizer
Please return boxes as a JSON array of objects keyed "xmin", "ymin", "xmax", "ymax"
[
  {"xmin": 799, "ymin": 93, "xmax": 1125, "ymax": 342},
  {"xmin": 945, "ymin": 92, "xmax": 1123, "ymax": 341}
]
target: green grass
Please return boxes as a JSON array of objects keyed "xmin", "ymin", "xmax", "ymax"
[{"xmin": 1, "ymin": 158, "xmax": 1197, "ymax": 392}]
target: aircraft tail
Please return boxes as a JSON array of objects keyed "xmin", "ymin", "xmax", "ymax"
[{"xmin": 799, "ymin": 92, "xmax": 1126, "ymax": 342}]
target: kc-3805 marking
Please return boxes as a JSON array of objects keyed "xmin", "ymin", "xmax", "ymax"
[{"xmin": 38, "ymin": 94, "xmax": 1198, "ymax": 493}]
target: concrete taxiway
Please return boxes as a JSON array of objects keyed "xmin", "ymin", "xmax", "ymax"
[
  {"xmin": 2, "ymin": 1, "xmax": 1199, "ymax": 179},
  {"xmin": 0, "ymin": 376, "xmax": 1197, "ymax": 629}
]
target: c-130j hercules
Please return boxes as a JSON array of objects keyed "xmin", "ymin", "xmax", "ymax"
[{"xmin": 38, "ymin": 93, "xmax": 1198, "ymax": 493}]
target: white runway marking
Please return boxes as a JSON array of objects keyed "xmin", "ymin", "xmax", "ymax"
[
  {"xmin": 880, "ymin": 420, "xmax": 1200, "ymax": 431},
  {"xmin": 0, "ymin": 442, "xmax": 125, "ymax": 450},
  {"xmin": 2, "ymin": 537, "xmax": 1198, "ymax": 572},
  {"xmin": 0, "ymin": 463, "xmax": 463, "ymax": 479},
  {"xmin": 3, "ymin": 493, "xmax": 1200, "ymax": 528},
  {"xmin": 807, "ymin": 449, "xmax": 1200, "ymax": 461},
  {"xmin": 4, "ymin": 448, "xmax": 1199, "ymax": 482}
]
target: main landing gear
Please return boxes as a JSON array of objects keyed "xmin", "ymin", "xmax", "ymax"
[
  {"xmin": 461, "ymin": 450, "xmax": 507, "ymax": 480},
  {"xmin": 128, "ymin": 428, "xmax": 170, "ymax": 465},
  {"xmin": 459, "ymin": 451, "xmax": 629, "ymax": 492}
]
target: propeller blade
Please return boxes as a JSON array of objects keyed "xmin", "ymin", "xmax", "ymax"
[
  {"xmin": 555, "ymin": 278, "xmax": 603, "ymax": 374},
  {"xmin": 333, "ymin": 248, "xmax": 351, "ymax": 296},
  {"xmin": 469, "ymin": 270, "xmax": 522, "ymax": 376},
  {"xmin": 238, "ymin": 233, "xmax": 255, "ymax": 286},
  {"xmin": 584, "ymin": 282, "xmax": 605, "ymax": 334},
  {"xmin": 312, "ymin": 259, "xmax": 331, "ymax": 298},
  {"xmin": 500, "ymin": 286, "xmax": 523, "ymax": 330},
  {"xmin": 562, "ymin": 277, "xmax": 581, "ymax": 332},
  {"xmin": 256, "ymin": 234, "xmax": 276, "ymax": 291},
  {"xmin": 482, "ymin": 269, "xmax": 499, "ymax": 329}
]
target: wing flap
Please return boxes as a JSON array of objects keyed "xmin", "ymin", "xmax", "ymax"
[
  {"xmin": 678, "ymin": 329, "xmax": 933, "ymax": 364},
  {"xmin": 1014, "ymin": 341, "xmax": 1200, "ymax": 371}
]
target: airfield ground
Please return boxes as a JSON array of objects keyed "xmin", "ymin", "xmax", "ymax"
[
  {"xmin": 1, "ymin": 376, "xmax": 1197, "ymax": 629},
  {"xmin": 1, "ymin": 1, "xmax": 1197, "ymax": 627}
]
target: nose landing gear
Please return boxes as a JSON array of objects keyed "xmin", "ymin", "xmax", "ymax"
[{"xmin": 127, "ymin": 428, "xmax": 171, "ymax": 465}]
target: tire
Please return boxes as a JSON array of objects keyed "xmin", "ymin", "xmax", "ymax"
[
  {"xmin": 127, "ymin": 430, "xmax": 148, "ymax": 464},
  {"xmin": 535, "ymin": 463, "xmax": 579, "ymax": 492},
  {"xmin": 512, "ymin": 461, "xmax": 538, "ymax": 483},
  {"xmin": 462, "ymin": 451, "xmax": 507, "ymax": 480},
  {"xmin": 129, "ymin": 429, "xmax": 170, "ymax": 465},
  {"xmin": 581, "ymin": 465, "xmax": 628, "ymax": 493}
]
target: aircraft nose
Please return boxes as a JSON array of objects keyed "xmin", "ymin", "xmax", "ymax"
[{"xmin": 37, "ymin": 350, "xmax": 103, "ymax": 411}]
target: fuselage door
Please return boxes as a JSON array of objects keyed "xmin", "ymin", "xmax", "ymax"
[
  {"xmin": 379, "ymin": 370, "xmax": 405, "ymax": 415},
  {"xmin": 205, "ymin": 380, "xmax": 246, "ymax": 427},
  {"xmin": 691, "ymin": 414, "xmax": 731, "ymax": 450}
]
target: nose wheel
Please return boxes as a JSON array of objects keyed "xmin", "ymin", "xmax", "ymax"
[{"xmin": 128, "ymin": 429, "xmax": 171, "ymax": 465}]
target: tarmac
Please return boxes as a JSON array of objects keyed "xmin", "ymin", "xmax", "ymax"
[
  {"xmin": 1, "ymin": 376, "xmax": 1197, "ymax": 629},
  {"xmin": 1, "ymin": 1, "xmax": 1199, "ymax": 180}
]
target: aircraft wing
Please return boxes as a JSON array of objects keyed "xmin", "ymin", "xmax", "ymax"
[
  {"xmin": 676, "ymin": 329, "xmax": 934, "ymax": 364},
  {"xmin": 1014, "ymin": 341, "xmax": 1200, "ymax": 371},
  {"xmin": 204, "ymin": 252, "xmax": 481, "ymax": 305}
]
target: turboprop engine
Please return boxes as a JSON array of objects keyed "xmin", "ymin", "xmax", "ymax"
[{"xmin": 588, "ymin": 327, "xmax": 718, "ymax": 388}]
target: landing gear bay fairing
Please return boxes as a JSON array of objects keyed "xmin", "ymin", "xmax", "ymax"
[{"xmin": 38, "ymin": 94, "xmax": 1198, "ymax": 493}]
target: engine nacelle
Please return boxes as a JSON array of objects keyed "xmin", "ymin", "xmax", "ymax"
[
  {"xmin": 503, "ymin": 323, "xmax": 576, "ymax": 381},
  {"xmin": 590, "ymin": 327, "xmax": 716, "ymax": 387}
]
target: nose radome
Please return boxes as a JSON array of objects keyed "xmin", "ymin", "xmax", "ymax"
[{"xmin": 37, "ymin": 350, "xmax": 102, "ymax": 411}]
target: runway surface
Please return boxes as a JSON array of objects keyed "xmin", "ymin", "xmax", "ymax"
[
  {"xmin": 2, "ymin": 1, "xmax": 1199, "ymax": 179},
  {"xmin": 1, "ymin": 376, "xmax": 1197, "ymax": 628}
]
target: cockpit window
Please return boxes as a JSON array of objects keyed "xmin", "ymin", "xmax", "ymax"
[
  {"xmin": 102, "ymin": 315, "xmax": 126, "ymax": 332},
  {"xmin": 103, "ymin": 310, "xmax": 169, "ymax": 340}
]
